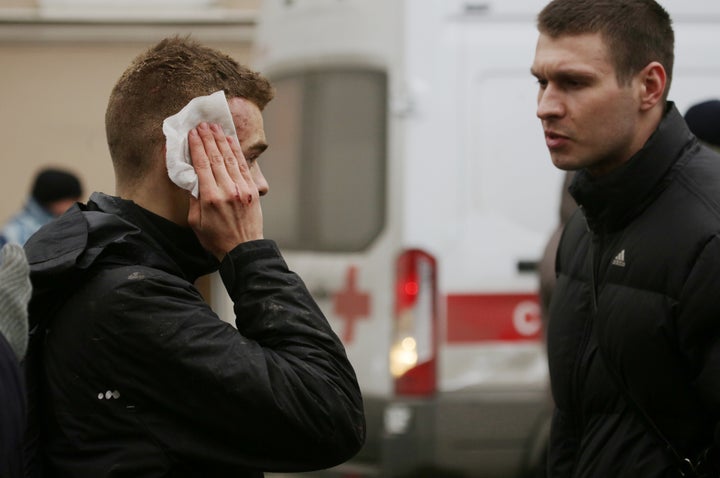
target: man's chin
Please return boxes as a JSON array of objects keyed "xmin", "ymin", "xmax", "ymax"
[{"xmin": 550, "ymin": 155, "xmax": 581, "ymax": 172}]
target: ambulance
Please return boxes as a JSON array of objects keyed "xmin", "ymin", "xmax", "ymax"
[{"xmin": 215, "ymin": 0, "xmax": 720, "ymax": 476}]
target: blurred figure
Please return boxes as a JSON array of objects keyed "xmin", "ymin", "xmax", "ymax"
[
  {"xmin": 538, "ymin": 171, "xmax": 576, "ymax": 326},
  {"xmin": 0, "ymin": 167, "xmax": 83, "ymax": 246},
  {"xmin": 534, "ymin": 172, "xmax": 577, "ymax": 478},
  {"xmin": 0, "ymin": 244, "xmax": 32, "ymax": 478},
  {"xmin": 685, "ymin": 99, "xmax": 720, "ymax": 151}
]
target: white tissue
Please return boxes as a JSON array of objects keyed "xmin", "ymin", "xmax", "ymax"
[{"xmin": 162, "ymin": 90, "xmax": 237, "ymax": 198}]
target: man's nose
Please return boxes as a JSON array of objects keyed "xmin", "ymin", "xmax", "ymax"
[
  {"xmin": 253, "ymin": 165, "xmax": 269, "ymax": 197},
  {"xmin": 537, "ymin": 85, "xmax": 565, "ymax": 120}
]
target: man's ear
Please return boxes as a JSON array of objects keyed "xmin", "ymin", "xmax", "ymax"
[{"xmin": 638, "ymin": 61, "xmax": 667, "ymax": 111}]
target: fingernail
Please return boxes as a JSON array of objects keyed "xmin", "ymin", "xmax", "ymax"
[
  {"xmin": 189, "ymin": 128, "xmax": 198, "ymax": 137},
  {"xmin": 210, "ymin": 123, "xmax": 220, "ymax": 132},
  {"xmin": 199, "ymin": 122, "xmax": 209, "ymax": 130}
]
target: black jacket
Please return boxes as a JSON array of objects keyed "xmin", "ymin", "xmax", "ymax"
[
  {"xmin": 0, "ymin": 333, "xmax": 25, "ymax": 478},
  {"xmin": 547, "ymin": 104, "xmax": 720, "ymax": 477},
  {"xmin": 23, "ymin": 192, "xmax": 365, "ymax": 477}
]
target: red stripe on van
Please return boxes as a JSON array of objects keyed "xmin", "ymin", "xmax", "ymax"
[{"xmin": 446, "ymin": 294, "xmax": 542, "ymax": 343}]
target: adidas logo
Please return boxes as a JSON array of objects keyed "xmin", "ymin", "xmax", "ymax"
[{"xmin": 611, "ymin": 249, "xmax": 626, "ymax": 267}]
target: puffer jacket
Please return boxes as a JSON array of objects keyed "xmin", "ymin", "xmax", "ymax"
[
  {"xmin": 23, "ymin": 192, "xmax": 365, "ymax": 477},
  {"xmin": 547, "ymin": 103, "xmax": 720, "ymax": 477}
]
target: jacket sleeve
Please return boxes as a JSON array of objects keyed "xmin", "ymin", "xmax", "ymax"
[
  {"xmin": 99, "ymin": 239, "xmax": 365, "ymax": 472},
  {"xmin": 546, "ymin": 408, "xmax": 579, "ymax": 478},
  {"xmin": 676, "ymin": 234, "xmax": 720, "ymax": 470}
]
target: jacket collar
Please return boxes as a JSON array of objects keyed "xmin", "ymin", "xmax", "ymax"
[
  {"xmin": 569, "ymin": 102, "xmax": 697, "ymax": 233},
  {"xmin": 86, "ymin": 192, "xmax": 219, "ymax": 282},
  {"xmin": 26, "ymin": 192, "xmax": 218, "ymax": 285}
]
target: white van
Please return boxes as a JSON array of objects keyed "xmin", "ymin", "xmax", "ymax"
[{"xmin": 218, "ymin": 1, "xmax": 720, "ymax": 476}]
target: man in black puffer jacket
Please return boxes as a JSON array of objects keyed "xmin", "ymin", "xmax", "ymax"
[
  {"xmin": 23, "ymin": 37, "xmax": 365, "ymax": 477},
  {"xmin": 531, "ymin": 1, "xmax": 720, "ymax": 477}
]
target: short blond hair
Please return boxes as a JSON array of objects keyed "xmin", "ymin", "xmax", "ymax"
[{"xmin": 105, "ymin": 36, "xmax": 274, "ymax": 183}]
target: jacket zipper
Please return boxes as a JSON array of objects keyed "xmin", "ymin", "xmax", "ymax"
[
  {"xmin": 569, "ymin": 221, "xmax": 602, "ymax": 475},
  {"xmin": 589, "ymin": 232, "xmax": 601, "ymax": 313}
]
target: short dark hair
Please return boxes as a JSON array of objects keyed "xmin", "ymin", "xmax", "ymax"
[
  {"xmin": 537, "ymin": 0, "xmax": 674, "ymax": 97},
  {"xmin": 105, "ymin": 36, "xmax": 275, "ymax": 184}
]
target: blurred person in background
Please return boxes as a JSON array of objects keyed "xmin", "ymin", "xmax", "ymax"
[
  {"xmin": 0, "ymin": 243, "xmax": 32, "ymax": 478},
  {"xmin": 538, "ymin": 170, "xmax": 576, "ymax": 327},
  {"xmin": 685, "ymin": 99, "xmax": 720, "ymax": 151},
  {"xmin": 0, "ymin": 167, "xmax": 83, "ymax": 246}
]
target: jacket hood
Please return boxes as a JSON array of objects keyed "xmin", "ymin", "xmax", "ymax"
[{"xmin": 24, "ymin": 192, "xmax": 218, "ymax": 327}]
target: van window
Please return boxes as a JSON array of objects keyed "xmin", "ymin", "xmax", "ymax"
[{"xmin": 260, "ymin": 69, "xmax": 387, "ymax": 252}]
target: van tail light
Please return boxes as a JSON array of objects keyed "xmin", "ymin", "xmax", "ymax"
[{"xmin": 391, "ymin": 249, "xmax": 437, "ymax": 396}]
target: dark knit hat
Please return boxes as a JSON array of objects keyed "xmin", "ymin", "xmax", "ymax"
[
  {"xmin": 31, "ymin": 168, "xmax": 83, "ymax": 206},
  {"xmin": 684, "ymin": 100, "xmax": 720, "ymax": 147}
]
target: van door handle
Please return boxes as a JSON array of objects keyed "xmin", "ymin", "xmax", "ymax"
[
  {"xmin": 517, "ymin": 260, "xmax": 538, "ymax": 273},
  {"xmin": 310, "ymin": 287, "xmax": 332, "ymax": 300}
]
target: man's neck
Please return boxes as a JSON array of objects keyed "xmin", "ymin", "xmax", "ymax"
[{"xmin": 116, "ymin": 177, "xmax": 189, "ymax": 227}]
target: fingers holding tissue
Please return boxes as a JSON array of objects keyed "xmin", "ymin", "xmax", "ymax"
[
  {"xmin": 187, "ymin": 123, "xmax": 264, "ymax": 261},
  {"xmin": 163, "ymin": 90, "xmax": 264, "ymax": 260},
  {"xmin": 163, "ymin": 90, "xmax": 237, "ymax": 198}
]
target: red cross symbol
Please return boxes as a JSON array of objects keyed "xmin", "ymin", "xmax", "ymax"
[{"xmin": 333, "ymin": 266, "xmax": 370, "ymax": 343}]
